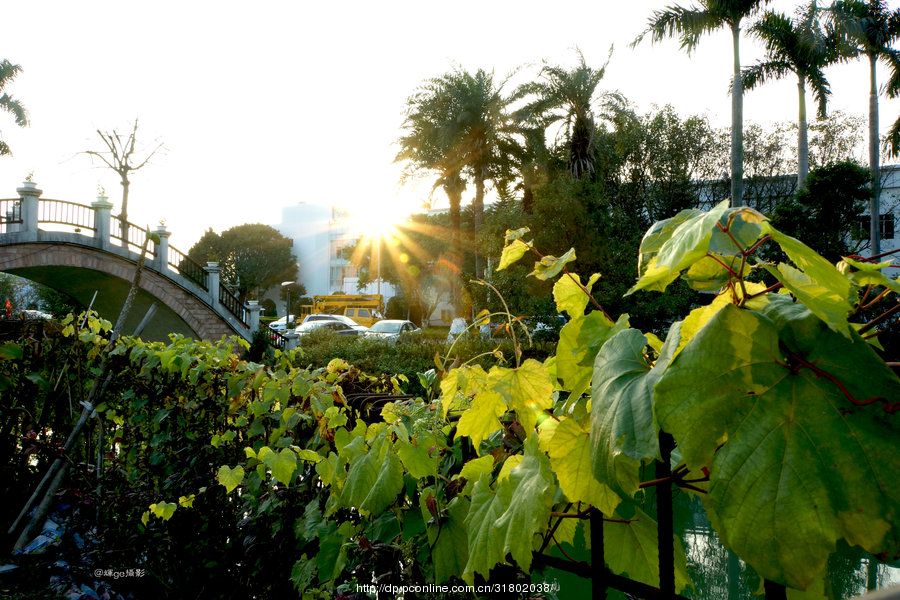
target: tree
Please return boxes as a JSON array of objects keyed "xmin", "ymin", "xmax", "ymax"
[
  {"xmin": 829, "ymin": 0, "xmax": 900, "ymax": 254},
  {"xmin": 635, "ymin": 0, "xmax": 773, "ymax": 206},
  {"xmin": 0, "ymin": 59, "xmax": 28, "ymax": 157},
  {"xmin": 83, "ymin": 119, "xmax": 164, "ymax": 241},
  {"xmin": 187, "ymin": 224, "xmax": 298, "ymax": 302},
  {"xmin": 744, "ymin": 2, "xmax": 836, "ymax": 189},
  {"xmin": 518, "ymin": 48, "xmax": 625, "ymax": 181},
  {"xmin": 769, "ymin": 161, "xmax": 870, "ymax": 261},
  {"xmin": 396, "ymin": 67, "xmax": 516, "ymax": 281}
]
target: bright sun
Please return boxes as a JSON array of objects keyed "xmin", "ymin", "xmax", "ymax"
[{"xmin": 357, "ymin": 210, "xmax": 397, "ymax": 238}]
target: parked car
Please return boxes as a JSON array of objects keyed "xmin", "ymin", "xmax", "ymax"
[
  {"xmin": 300, "ymin": 313, "xmax": 368, "ymax": 332},
  {"xmin": 268, "ymin": 315, "xmax": 296, "ymax": 332},
  {"xmin": 294, "ymin": 320, "xmax": 363, "ymax": 338},
  {"xmin": 364, "ymin": 319, "xmax": 421, "ymax": 342}
]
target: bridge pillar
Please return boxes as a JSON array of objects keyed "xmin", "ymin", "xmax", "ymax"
[
  {"xmin": 204, "ymin": 262, "xmax": 221, "ymax": 307},
  {"xmin": 247, "ymin": 300, "xmax": 261, "ymax": 335},
  {"xmin": 91, "ymin": 194, "xmax": 114, "ymax": 250},
  {"xmin": 154, "ymin": 225, "xmax": 170, "ymax": 273},
  {"xmin": 17, "ymin": 180, "xmax": 42, "ymax": 241},
  {"xmin": 283, "ymin": 331, "xmax": 299, "ymax": 351}
]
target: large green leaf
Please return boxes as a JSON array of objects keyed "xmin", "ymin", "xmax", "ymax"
[
  {"xmin": 342, "ymin": 431, "xmax": 404, "ymax": 516},
  {"xmin": 553, "ymin": 272, "xmax": 600, "ymax": 318},
  {"xmin": 636, "ymin": 207, "xmax": 703, "ymax": 275},
  {"xmin": 217, "ymin": 465, "xmax": 244, "ymax": 493},
  {"xmin": 604, "ymin": 506, "xmax": 692, "ymax": 593},
  {"xmin": 497, "ymin": 238, "xmax": 531, "ymax": 271},
  {"xmin": 628, "ymin": 200, "xmax": 730, "ymax": 294},
  {"xmin": 395, "ymin": 437, "xmax": 437, "ymax": 479},
  {"xmin": 763, "ymin": 224, "xmax": 854, "ymax": 336},
  {"xmin": 456, "ymin": 390, "xmax": 506, "ymax": 451},
  {"xmin": 655, "ymin": 302, "xmax": 900, "ymax": 589},
  {"xmin": 463, "ymin": 438, "xmax": 555, "ymax": 582},
  {"xmin": 487, "ymin": 360, "xmax": 554, "ymax": 435},
  {"xmin": 591, "ymin": 327, "xmax": 678, "ymax": 497},
  {"xmin": 556, "ymin": 312, "xmax": 629, "ymax": 398},
  {"xmin": 263, "ymin": 447, "xmax": 297, "ymax": 486},
  {"xmin": 548, "ymin": 416, "xmax": 620, "ymax": 515},
  {"xmin": 493, "ymin": 436, "xmax": 555, "ymax": 570},
  {"xmin": 532, "ymin": 248, "xmax": 576, "ymax": 280},
  {"xmin": 428, "ymin": 496, "xmax": 470, "ymax": 584},
  {"xmin": 463, "ymin": 473, "xmax": 511, "ymax": 583}
]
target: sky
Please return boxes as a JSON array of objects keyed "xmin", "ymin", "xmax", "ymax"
[{"xmin": 1, "ymin": 0, "xmax": 899, "ymax": 252}]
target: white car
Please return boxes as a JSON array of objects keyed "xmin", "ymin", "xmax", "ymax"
[
  {"xmin": 300, "ymin": 313, "xmax": 368, "ymax": 332},
  {"xmin": 364, "ymin": 319, "xmax": 421, "ymax": 342},
  {"xmin": 294, "ymin": 320, "xmax": 363, "ymax": 338},
  {"xmin": 268, "ymin": 315, "xmax": 296, "ymax": 332}
]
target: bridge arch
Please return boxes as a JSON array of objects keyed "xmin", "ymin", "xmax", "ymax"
[{"xmin": 0, "ymin": 183, "xmax": 259, "ymax": 342}]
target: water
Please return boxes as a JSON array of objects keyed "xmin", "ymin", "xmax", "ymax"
[{"xmin": 674, "ymin": 495, "xmax": 900, "ymax": 599}]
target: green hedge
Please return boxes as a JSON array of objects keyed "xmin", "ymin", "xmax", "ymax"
[{"xmin": 292, "ymin": 329, "xmax": 551, "ymax": 396}]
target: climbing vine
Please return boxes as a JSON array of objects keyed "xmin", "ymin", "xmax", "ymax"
[{"xmin": 3, "ymin": 200, "xmax": 899, "ymax": 598}]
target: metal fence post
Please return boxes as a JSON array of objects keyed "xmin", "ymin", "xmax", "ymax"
[
  {"xmin": 591, "ymin": 509, "xmax": 607, "ymax": 600},
  {"xmin": 657, "ymin": 431, "xmax": 676, "ymax": 598}
]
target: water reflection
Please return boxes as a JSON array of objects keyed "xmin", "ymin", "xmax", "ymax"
[{"xmin": 674, "ymin": 494, "xmax": 900, "ymax": 599}]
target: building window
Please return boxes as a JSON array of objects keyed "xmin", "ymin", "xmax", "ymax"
[
  {"xmin": 882, "ymin": 213, "xmax": 895, "ymax": 240},
  {"xmin": 857, "ymin": 214, "xmax": 896, "ymax": 240}
]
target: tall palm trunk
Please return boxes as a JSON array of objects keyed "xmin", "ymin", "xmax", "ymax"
[
  {"xmin": 797, "ymin": 75, "xmax": 809, "ymax": 190},
  {"xmin": 731, "ymin": 22, "xmax": 745, "ymax": 207},
  {"xmin": 868, "ymin": 52, "xmax": 881, "ymax": 255},
  {"xmin": 473, "ymin": 172, "xmax": 485, "ymax": 280}
]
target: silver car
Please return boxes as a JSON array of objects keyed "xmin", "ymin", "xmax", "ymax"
[
  {"xmin": 364, "ymin": 319, "xmax": 421, "ymax": 342},
  {"xmin": 301, "ymin": 313, "xmax": 368, "ymax": 332}
]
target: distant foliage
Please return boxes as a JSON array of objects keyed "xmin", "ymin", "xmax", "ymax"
[{"xmin": 187, "ymin": 223, "xmax": 299, "ymax": 301}]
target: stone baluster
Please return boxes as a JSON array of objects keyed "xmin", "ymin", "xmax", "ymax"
[
  {"xmin": 204, "ymin": 262, "xmax": 220, "ymax": 307},
  {"xmin": 153, "ymin": 225, "xmax": 170, "ymax": 273},
  {"xmin": 247, "ymin": 300, "xmax": 261, "ymax": 336},
  {"xmin": 17, "ymin": 180, "xmax": 42, "ymax": 242},
  {"xmin": 283, "ymin": 331, "xmax": 299, "ymax": 351},
  {"xmin": 91, "ymin": 194, "xmax": 114, "ymax": 250}
]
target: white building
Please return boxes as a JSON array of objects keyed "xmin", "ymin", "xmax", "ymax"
[{"xmin": 272, "ymin": 202, "xmax": 396, "ymax": 301}]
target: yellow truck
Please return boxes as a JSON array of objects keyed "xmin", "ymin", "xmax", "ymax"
[{"xmin": 301, "ymin": 294, "xmax": 384, "ymax": 327}]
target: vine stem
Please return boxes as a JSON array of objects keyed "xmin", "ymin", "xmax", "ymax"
[
  {"xmin": 861, "ymin": 288, "xmax": 894, "ymax": 312},
  {"xmin": 857, "ymin": 301, "xmax": 900, "ymax": 335},
  {"xmin": 525, "ymin": 243, "xmax": 612, "ymax": 322},
  {"xmin": 784, "ymin": 350, "xmax": 900, "ymax": 414}
]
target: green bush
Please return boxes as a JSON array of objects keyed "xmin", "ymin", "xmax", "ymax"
[{"xmin": 293, "ymin": 329, "xmax": 550, "ymax": 396}]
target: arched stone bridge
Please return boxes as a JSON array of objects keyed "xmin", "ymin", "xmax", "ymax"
[{"xmin": 0, "ymin": 181, "xmax": 263, "ymax": 343}]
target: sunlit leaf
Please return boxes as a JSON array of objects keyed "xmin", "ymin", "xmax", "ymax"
[
  {"xmin": 655, "ymin": 301, "xmax": 900, "ymax": 589},
  {"xmin": 553, "ymin": 272, "xmax": 600, "ymax": 318},
  {"xmin": 498, "ymin": 238, "xmax": 531, "ymax": 271},
  {"xmin": 217, "ymin": 465, "xmax": 244, "ymax": 493},
  {"xmin": 531, "ymin": 248, "xmax": 576, "ymax": 281}
]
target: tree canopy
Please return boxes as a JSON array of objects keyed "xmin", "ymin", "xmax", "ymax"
[
  {"xmin": 0, "ymin": 59, "xmax": 28, "ymax": 157},
  {"xmin": 188, "ymin": 223, "xmax": 299, "ymax": 302}
]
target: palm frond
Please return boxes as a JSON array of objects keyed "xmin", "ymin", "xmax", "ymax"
[
  {"xmin": 882, "ymin": 114, "xmax": 900, "ymax": 159},
  {"xmin": 635, "ymin": 5, "xmax": 725, "ymax": 53}
]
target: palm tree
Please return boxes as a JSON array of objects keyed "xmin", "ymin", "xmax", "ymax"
[
  {"xmin": 830, "ymin": 0, "xmax": 900, "ymax": 254},
  {"xmin": 0, "ymin": 59, "xmax": 28, "ymax": 157},
  {"xmin": 397, "ymin": 77, "xmax": 467, "ymax": 271},
  {"xmin": 635, "ymin": 0, "xmax": 772, "ymax": 206},
  {"xmin": 743, "ymin": 2, "xmax": 835, "ymax": 189},
  {"xmin": 519, "ymin": 48, "xmax": 625, "ymax": 180},
  {"xmin": 396, "ymin": 67, "xmax": 514, "ymax": 280}
]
